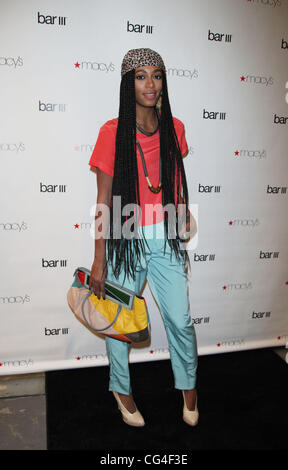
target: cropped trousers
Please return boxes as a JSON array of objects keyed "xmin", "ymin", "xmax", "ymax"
[{"xmin": 105, "ymin": 220, "xmax": 198, "ymax": 395}]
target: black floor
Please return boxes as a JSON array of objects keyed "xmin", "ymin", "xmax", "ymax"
[{"xmin": 46, "ymin": 348, "xmax": 288, "ymax": 451}]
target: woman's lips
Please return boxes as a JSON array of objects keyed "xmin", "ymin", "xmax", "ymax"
[{"xmin": 143, "ymin": 92, "xmax": 157, "ymax": 100}]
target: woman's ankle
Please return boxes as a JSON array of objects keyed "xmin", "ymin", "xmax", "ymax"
[
  {"xmin": 183, "ymin": 389, "xmax": 197, "ymax": 411},
  {"xmin": 117, "ymin": 392, "xmax": 136, "ymax": 413}
]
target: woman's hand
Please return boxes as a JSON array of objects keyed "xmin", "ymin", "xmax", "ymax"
[
  {"xmin": 179, "ymin": 207, "xmax": 197, "ymax": 241},
  {"xmin": 89, "ymin": 257, "xmax": 107, "ymax": 299}
]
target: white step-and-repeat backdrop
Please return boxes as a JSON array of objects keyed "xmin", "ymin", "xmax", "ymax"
[{"xmin": 1, "ymin": 0, "xmax": 288, "ymax": 374}]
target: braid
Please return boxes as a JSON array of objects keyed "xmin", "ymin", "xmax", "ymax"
[
  {"xmin": 112, "ymin": 70, "xmax": 139, "ymax": 208},
  {"xmin": 160, "ymin": 73, "xmax": 190, "ymax": 269},
  {"xmin": 107, "ymin": 69, "xmax": 190, "ymax": 281},
  {"xmin": 107, "ymin": 70, "xmax": 146, "ymax": 282}
]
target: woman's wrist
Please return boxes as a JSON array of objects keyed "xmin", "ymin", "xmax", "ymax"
[{"xmin": 93, "ymin": 243, "xmax": 106, "ymax": 262}]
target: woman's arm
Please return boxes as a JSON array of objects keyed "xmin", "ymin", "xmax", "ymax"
[
  {"xmin": 89, "ymin": 168, "xmax": 113, "ymax": 299},
  {"xmin": 178, "ymin": 192, "xmax": 197, "ymax": 241}
]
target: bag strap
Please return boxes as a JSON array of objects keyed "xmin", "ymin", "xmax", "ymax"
[{"xmin": 81, "ymin": 289, "xmax": 122, "ymax": 332}]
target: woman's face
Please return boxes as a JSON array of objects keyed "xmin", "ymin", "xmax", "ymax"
[{"xmin": 134, "ymin": 66, "xmax": 163, "ymax": 109}]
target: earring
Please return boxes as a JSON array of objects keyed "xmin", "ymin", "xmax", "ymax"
[{"xmin": 156, "ymin": 91, "xmax": 162, "ymax": 110}]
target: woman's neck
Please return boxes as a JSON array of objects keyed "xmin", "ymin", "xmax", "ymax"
[{"xmin": 136, "ymin": 106, "xmax": 158, "ymax": 133}]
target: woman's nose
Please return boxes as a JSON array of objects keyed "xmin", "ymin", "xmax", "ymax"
[{"xmin": 146, "ymin": 75, "xmax": 154, "ymax": 88}]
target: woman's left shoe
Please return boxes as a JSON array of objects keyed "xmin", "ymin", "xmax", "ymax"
[
  {"xmin": 113, "ymin": 392, "xmax": 145, "ymax": 427},
  {"xmin": 182, "ymin": 390, "xmax": 199, "ymax": 426}
]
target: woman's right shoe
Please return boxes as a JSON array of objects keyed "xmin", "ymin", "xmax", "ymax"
[
  {"xmin": 113, "ymin": 392, "xmax": 145, "ymax": 427},
  {"xmin": 182, "ymin": 390, "xmax": 199, "ymax": 427}
]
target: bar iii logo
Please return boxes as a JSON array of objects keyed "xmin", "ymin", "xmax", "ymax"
[
  {"xmin": 44, "ymin": 327, "xmax": 69, "ymax": 336},
  {"xmin": 38, "ymin": 101, "xmax": 66, "ymax": 112},
  {"xmin": 40, "ymin": 183, "xmax": 66, "ymax": 192},
  {"xmin": 127, "ymin": 20, "xmax": 154, "ymax": 34},
  {"xmin": 37, "ymin": 12, "xmax": 67, "ymax": 26},
  {"xmin": 208, "ymin": 29, "xmax": 232, "ymax": 42},
  {"xmin": 42, "ymin": 258, "xmax": 67, "ymax": 268}
]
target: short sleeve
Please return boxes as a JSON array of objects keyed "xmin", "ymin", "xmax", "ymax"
[
  {"xmin": 88, "ymin": 124, "xmax": 116, "ymax": 177},
  {"xmin": 174, "ymin": 118, "xmax": 188, "ymax": 158}
]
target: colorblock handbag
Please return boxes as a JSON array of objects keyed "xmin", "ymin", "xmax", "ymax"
[{"xmin": 67, "ymin": 267, "xmax": 150, "ymax": 343}]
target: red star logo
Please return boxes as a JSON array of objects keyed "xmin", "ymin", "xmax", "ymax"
[
  {"xmin": 229, "ymin": 221, "xmax": 233, "ymax": 225},
  {"xmin": 74, "ymin": 224, "xmax": 79, "ymax": 229},
  {"xmin": 240, "ymin": 76, "xmax": 246, "ymax": 81},
  {"xmin": 74, "ymin": 62, "xmax": 80, "ymax": 68},
  {"xmin": 217, "ymin": 343, "xmax": 221, "ymax": 347},
  {"xmin": 76, "ymin": 356, "xmax": 81, "ymax": 360},
  {"xmin": 223, "ymin": 285, "xmax": 227, "ymax": 290},
  {"xmin": 285, "ymin": 281, "xmax": 288, "ymax": 285},
  {"xmin": 0, "ymin": 363, "xmax": 2, "ymax": 366},
  {"xmin": 235, "ymin": 151, "xmax": 239, "ymax": 156},
  {"xmin": 150, "ymin": 350, "xmax": 154, "ymax": 354},
  {"xmin": 277, "ymin": 336, "xmax": 281, "ymax": 340}
]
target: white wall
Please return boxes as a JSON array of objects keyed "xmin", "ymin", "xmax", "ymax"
[{"xmin": 0, "ymin": 0, "xmax": 288, "ymax": 374}]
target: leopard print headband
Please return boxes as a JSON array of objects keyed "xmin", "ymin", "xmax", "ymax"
[{"xmin": 121, "ymin": 48, "xmax": 166, "ymax": 77}]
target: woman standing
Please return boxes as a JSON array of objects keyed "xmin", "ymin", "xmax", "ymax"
[{"xmin": 88, "ymin": 48, "xmax": 198, "ymax": 427}]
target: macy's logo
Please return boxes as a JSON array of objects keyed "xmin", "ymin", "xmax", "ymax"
[
  {"xmin": 74, "ymin": 61, "xmax": 115, "ymax": 72},
  {"xmin": 0, "ymin": 359, "xmax": 34, "ymax": 368},
  {"xmin": 0, "ymin": 221, "xmax": 28, "ymax": 231},
  {"xmin": 217, "ymin": 338, "xmax": 245, "ymax": 348},
  {"xmin": 75, "ymin": 353, "xmax": 108, "ymax": 361},
  {"xmin": 0, "ymin": 56, "xmax": 23, "ymax": 67},
  {"xmin": 0, "ymin": 294, "xmax": 30, "ymax": 304}
]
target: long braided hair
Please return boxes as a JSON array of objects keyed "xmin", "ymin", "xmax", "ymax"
[{"xmin": 107, "ymin": 69, "xmax": 190, "ymax": 281}]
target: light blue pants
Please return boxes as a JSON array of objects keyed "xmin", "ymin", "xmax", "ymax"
[{"xmin": 105, "ymin": 220, "xmax": 198, "ymax": 394}]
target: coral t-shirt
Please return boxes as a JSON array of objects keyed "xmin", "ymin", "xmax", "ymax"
[{"xmin": 89, "ymin": 117, "xmax": 188, "ymax": 226}]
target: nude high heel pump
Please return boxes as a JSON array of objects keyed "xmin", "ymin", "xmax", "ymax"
[
  {"xmin": 113, "ymin": 392, "xmax": 145, "ymax": 427},
  {"xmin": 182, "ymin": 390, "xmax": 199, "ymax": 426}
]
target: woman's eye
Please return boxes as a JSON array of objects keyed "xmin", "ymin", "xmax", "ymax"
[{"xmin": 135, "ymin": 74, "xmax": 162, "ymax": 80}]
